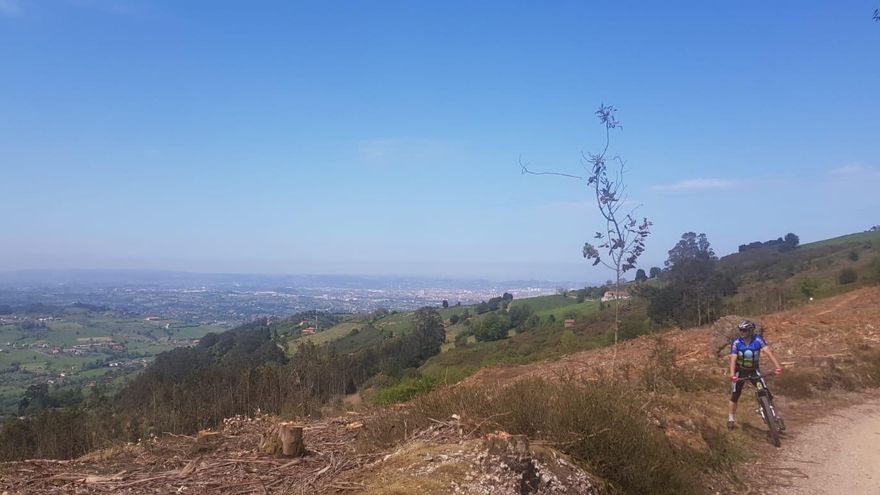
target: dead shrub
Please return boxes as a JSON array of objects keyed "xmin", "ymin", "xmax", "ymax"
[
  {"xmin": 642, "ymin": 337, "xmax": 715, "ymax": 392},
  {"xmin": 773, "ymin": 368, "xmax": 818, "ymax": 399},
  {"xmin": 361, "ymin": 379, "xmax": 721, "ymax": 495},
  {"xmin": 852, "ymin": 346, "xmax": 880, "ymax": 387}
]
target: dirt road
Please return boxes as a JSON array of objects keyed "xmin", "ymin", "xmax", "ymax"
[{"xmin": 758, "ymin": 393, "xmax": 880, "ymax": 494}]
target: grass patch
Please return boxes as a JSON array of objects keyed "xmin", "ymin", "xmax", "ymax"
[
  {"xmin": 509, "ymin": 294, "xmax": 577, "ymax": 312},
  {"xmin": 800, "ymin": 230, "xmax": 880, "ymax": 250},
  {"xmin": 534, "ymin": 299, "xmax": 600, "ymax": 321},
  {"xmin": 297, "ymin": 322, "xmax": 362, "ymax": 347}
]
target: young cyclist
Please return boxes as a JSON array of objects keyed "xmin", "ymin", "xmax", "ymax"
[{"xmin": 728, "ymin": 319, "xmax": 784, "ymax": 430}]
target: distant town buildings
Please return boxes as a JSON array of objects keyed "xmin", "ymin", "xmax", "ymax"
[{"xmin": 601, "ymin": 290, "xmax": 630, "ymax": 302}]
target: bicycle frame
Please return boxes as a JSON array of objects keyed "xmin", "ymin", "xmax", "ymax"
[{"xmin": 736, "ymin": 370, "xmax": 782, "ymax": 445}]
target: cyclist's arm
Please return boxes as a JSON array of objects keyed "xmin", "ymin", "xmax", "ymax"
[
  {"xmin": 729, "ymin": 353, "xmax": 737, "ymax": 377},
  {"xmin": 763, "ymin": 345, "xmax": 782, "ymax": 370}
]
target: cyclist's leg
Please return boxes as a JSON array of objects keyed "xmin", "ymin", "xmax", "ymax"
[{"xmin": 729, "ymin": 373, "xmax": 746, "ymax": 429}]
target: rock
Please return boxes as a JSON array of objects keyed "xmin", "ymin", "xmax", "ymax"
[
  {"xmin": 484, "ymin": 432, "xmax": 530, "ymax": 464},
  {"xmin": 710, "ymin": 315, "xmax": 765, "ymax": 358}
]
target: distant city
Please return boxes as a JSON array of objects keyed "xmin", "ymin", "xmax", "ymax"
[{"xmin": 0, "ymin": 270, "xmax": 583, "ymax": 323}]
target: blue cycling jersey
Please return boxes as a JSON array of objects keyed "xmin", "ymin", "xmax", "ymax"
[{"xmin": 730, "ymin": 335, "xmax": 766, "ymax": 370}]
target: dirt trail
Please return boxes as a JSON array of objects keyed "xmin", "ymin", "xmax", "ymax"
[{"xmin": 754, "ymin": 392, "xmax": 880, "ymax": 494}]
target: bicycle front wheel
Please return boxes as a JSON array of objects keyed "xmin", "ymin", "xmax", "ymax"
[{"xmin": 759, "ymin": 395, "xmax": 781, "ymax": 447}]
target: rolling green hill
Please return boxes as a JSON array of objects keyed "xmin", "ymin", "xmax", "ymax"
[
  {"xmin": 276, "ymin": 230, "xmax": 880, "ymax": 408},
  {"xmin": 720, "ymin": 230, "xmax": 880, "ymax": 314}
]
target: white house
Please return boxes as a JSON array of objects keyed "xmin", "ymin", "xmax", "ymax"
[{"xmin": 601, "ymin": 289, "xmax": 630, "ymax": 302}]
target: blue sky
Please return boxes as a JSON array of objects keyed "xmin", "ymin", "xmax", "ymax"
[{"xmin": 1, "ymin": 1, "xmax": 878, "ymax": 283}]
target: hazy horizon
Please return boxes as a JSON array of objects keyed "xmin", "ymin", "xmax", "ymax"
[{"xmin": 0, "ymin": 265, "xmax": 598, "ymax": 286}]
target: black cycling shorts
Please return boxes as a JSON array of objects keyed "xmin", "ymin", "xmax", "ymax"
[{"xmin": 730, "ymin": 370, "xmax": 764, "ymax": 403}]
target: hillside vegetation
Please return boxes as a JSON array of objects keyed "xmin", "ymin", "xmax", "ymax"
[
  {"xmin": 721, "ymin": 230, "xmax": 880, "ymax": 315},
  {"xmin": 2, "ymin": 230, "xmax": 880, "ymax": 494},
  {"xmin": 7, "ymin": 286, "xmax": 879, "ymax": 494}
]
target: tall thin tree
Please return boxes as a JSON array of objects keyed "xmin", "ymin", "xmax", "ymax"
[{"xmin": 522, "ymin": 105, "xmax": 651, "ymax": 365}]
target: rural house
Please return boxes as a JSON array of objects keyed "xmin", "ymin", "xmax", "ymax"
[{"xmin": 601, "ymin": 289, "xmax": 630, "ymax": 302}]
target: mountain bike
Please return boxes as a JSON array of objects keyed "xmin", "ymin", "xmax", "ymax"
[{"xmin": 736, "ymin": 370, "xmax": 784, "ymax": 447}]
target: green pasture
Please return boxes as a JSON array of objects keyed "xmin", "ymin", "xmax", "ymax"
[
  {"xmin": 510, "ymin": 294, "xmax": 578, "ymax": 312},
  {"xmin": 374, "ymin": 312, "xmax": 416, "ymax": 335},
  {"xmin": 800, "ymin": 230, "xmax": 880, "ymax": 250},
  {"xmin": 298, "ymin": 321, "xmax": 363, "ymax": 346},
  {"xmin": 533, "ymin": 299, "xmax": 601, "ymax": 320}
]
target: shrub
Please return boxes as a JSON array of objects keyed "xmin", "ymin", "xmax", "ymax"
[
  {"xmin": 372, "ymin": 376, "xmax": 439, "ymax": 405},
  {"xmin": 838, "ymin": 268, "xmax": 858, "ymax": 285},
  {"xmin": 473, "ymin": 314, "xmax": 509, "ymax": 342},
  {"xmin": 364, "ymin": 379, "xmax": 710, "ymax": 495},
  {"xmin": 799, "ymin": 278, "xmax": 820, "ymax": 298},
  {"xmin": 848, "ymin": 250, "xmax": 860, "ymax": 261}
]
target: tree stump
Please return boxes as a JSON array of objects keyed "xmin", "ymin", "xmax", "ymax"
[
  {"xmin": 196, "ymin": 429, "xmax": 222, "ymax": 444},
  {"xmin": 261, "ymin": 422, "xmax": 306, "ymax": 457},
  {"xmin": 191, "ymin": 429, "xmax": 222, "ymax": 453}
]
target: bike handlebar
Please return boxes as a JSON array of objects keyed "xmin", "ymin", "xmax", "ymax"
[{"xmin": 734, "ymin": 370, "xmax": 776, "ymax": 382}]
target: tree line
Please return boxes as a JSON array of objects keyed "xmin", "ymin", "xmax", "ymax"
[
  {"xmin": 637, "ymin": 232, "xmax": 737, "ymax": 328},
  {"xmin": 737, "ymin": 233, "xmax": 799, "ymax": 253}
]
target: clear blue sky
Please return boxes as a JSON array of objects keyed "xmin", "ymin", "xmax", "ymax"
[{"xmin": 1, "ymin": 1, "xmax": 878, "ymax": 282}]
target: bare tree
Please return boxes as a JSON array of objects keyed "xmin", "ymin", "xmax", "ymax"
[{"xmin": 521, "ymin": 105, "xmax": 651, "ymax": 363}]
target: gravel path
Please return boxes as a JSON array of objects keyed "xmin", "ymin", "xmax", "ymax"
[{"xmin": 760, "ymin": 394, "xmax": 880, "ymax": 494}]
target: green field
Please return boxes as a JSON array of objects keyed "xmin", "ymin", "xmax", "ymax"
[
  {"xmin": 510, "ymin": 294, "xmax": 577, "ymax": 312},
  {"xmin": 800, "ymin": 230, "xmax": 880, "ymax": 250},
  {"xmin": 511, "ymin": 294, "xmax": 602, "ymax": 321},
  {"xmin": 289, "ymin": 294, "xmax": 605, "ymax": 354},
  {"xmin": 0, "ymin": 308, "xmax": 228, "ymax": 417},
  {"xmin": 291, "ymin": 311, "xmax": 423, "ymax": 351},
  {"xmin": 297, "ymin": 322, "xmax": 363, "ymax": 346}
]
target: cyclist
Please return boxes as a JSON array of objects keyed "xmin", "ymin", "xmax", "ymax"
[{"xmin": 728, "ymin": 319, "xmax": 784, "ymax": 430}]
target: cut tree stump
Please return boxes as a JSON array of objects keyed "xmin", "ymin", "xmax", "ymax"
[
  {"xmin": 260, "ymin": 422, "xmax": 306, "ymax": 457},
  {"xmin": 196, "ymin": 429, "xmax": 222, "ymax": 444},
  {"xmin": 191, "ymin": 429, "xmax": 222, "ymax": 453}
]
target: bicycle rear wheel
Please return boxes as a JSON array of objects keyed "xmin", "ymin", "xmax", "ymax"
[{"xmin": 759, "ymin": 395, "xmax": 781, "ymax": 447}]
